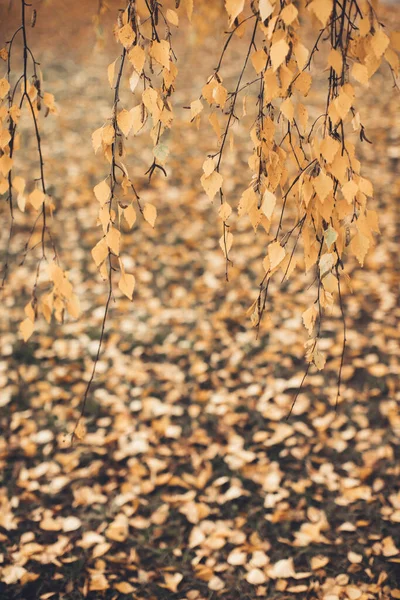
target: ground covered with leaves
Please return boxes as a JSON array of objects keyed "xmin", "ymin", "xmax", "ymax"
[{"xmin": 0, "ymin": 2, "xmax": 400, "ymax": 599}]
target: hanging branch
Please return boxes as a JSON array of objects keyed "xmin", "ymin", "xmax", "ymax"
[{"xmin": 0, "ymin": 0, "xmax": 78, "ymax": 342}]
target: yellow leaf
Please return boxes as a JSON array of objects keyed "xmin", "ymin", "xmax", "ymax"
[
  {"xmin": 251, "ymin": 49, "xmax": 267, "ymax": 74},
  {"xmin": 29, "ymin": 188, "xmax": 45, "ymax": 210},
  {"xmin": 12, "ymin": 176, "xmax": 25, "ymax": 194},
  {"xmin": 114, "ymin": 582, "xmax": 135, "ymax": 594},
  {"xmin": 106, "ymin": 227, "xmax": 121, "ymax": 256},
  {"xmin": 209, "ymin": 112, "xmax": 221, "ymax": 138},
  {"xmin": 349, "ymin": 231, "xmax": 370, "ymax": 266},
  {"xmin": 75, "ymin": 419, "xmax": 87, "ymax": 441},
  {"xmin": 293, "ymin": 71, "xmax": 312, "ymax": 96},
  {"xmin": 261, "ymin": 189, "xmax": 276, "ymax": 220},
  {"xmin": 341, "ymin": 179, "xmax": 358, "ymax": 203},
  {"xmin": 163, "ymin": 573, "xmax": 183, "ymax": 593},
  {"xmin": 351, "ymin": 62, "xmax": 369, "ymax": 85},
  {"xmin": 200, "ymin": 170, "xmax": 223, "ymax": 201},
  {"xmin": 102, "ymin": 124, "xmax": 115, "ymax": 146},
  {"xmin": 166, "ymin": 9, "xmax": 179, "ymax": 26},
  {"xmin": 268, "ymin": 241, "xmax": 286, "ymax": 269},
  {"xmin": 0, "ymin": 154, "xmax": 13, "ymax": 176},
  {"xmin": 308, "ymin": 0, "xmax": 333, "ymax": 27},
  {"xmin": 143, "ymin": 202, "xmax": 157, "ymax": 227},
  {"xmin": 202, "ymin": 157, "xmax": 215, "ymax": 177},
  {"xmin": 129, "ymin": 70, "xmax": 140, "ymax": 93},
  {"xmin": 313, "ymin": 171, "xmax": 333, "ymax": 203},
  {"xmin": 91, "ymin": 238, "xmax": 109, "ymax": 267},
  {"xmin": 246, "ymin": 568, "xmax": 266, "ymax": 585},
  {"xmin": 20, "ymin": 317, "xmax": 34, "ymax": 342},
  {"xmin": 259, "ymin": 0, "xmax": 274, "ymax": 22},
  {"xmin": 328, "ymin": 48, "xmax": 343, "ymax": 76},
  {"xmin": 94, "ymin": 180, "xmax": 111, "ymax": 206},
  {"xmin": 119, "ymin": 272, "xmax": 135, "ymax": 300},
  {"xmin": 320, "ymin": 136, "xmax": 340, "ymax": 163},
  {"xmin": 280, "ymin": 96, "xmax": 294, "ymax": 122},
  {"xmin": 108, "ymin": 59, "xmax": 117, "ymax": 88},
  {"xmin": 118, "ymin": 23, "xmax": 135, "ymax": 49},
  {"xmin": 270, "ymin": 38, "xmax": 290, "ymax": 72},
  {"xmin": 281, "ymin": 3, "xmax": 298, "ymax": 25},
  {"xmin": 0, "ymin": 78, "xmax": 10, "ymax": 99},
  {"xmin": 130, "ymin": 105, "xmax": 146, "ymax": 134},
  {"xmin": 294, "ymin": 42, "xmax": 309, "ymax": 70},
  {"xmin": 302, "ymin": 305, "xmax": 317, "ymax": 335},
  {"xmin": 124, "ymin": 204, "xmax": 136, "ymax": 228},
  {"xmin": 150, "ymin": 40, "xmax": 171, "ymax": 71},
  {"xmin": 43, "ymin": 92, "xmax": 56, "ymax": 112},
  {"xmin": 92, "ymin": 127, "xmax": 103, "ymax": 154},
  {"xmin": 117, "ymin": 108, "xmax": 133, "ymax": 137},
  {"xmin": 219, "ymin": 201, "xmax": 232, "ymax": 221},
  {"xmin": 225, "ymin": 0, "xmax": 244, "ymax": 26},
  {"xmin": 128, "ymin": 45, "xmax": 145, "ymax": 73},
  {"xmin": 371, "ymin": 28, "xmax": 390, "ymax": 58}
]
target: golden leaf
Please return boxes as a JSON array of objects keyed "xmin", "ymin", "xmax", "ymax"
[
  {"xmin": 128, "ymin": 45, "xmax": 145, "ymax": 73},
  {"xmin": 143, "ymin": 202, "xmax": 157, "ymax": 227},
  {"xmin": 251, "ymin": 49, "xmax": 268, "ymax": 74},
  {"xmin": 118, "ymin": 23, "xmax": 135, "ymax": 49},
  {"xmin": 0, "ymin": 78, "xmax": 10, "ymax": 99},
  {"xmin": 308, "ymin": 0, "xmax": 333, "ymax": 27},
  {"xmin": 166, "ymin": 9, "xmax": 179, "ymax": 26},
  {"xmin": 106, "ymin": 227, "xmax": 121, "ymax": 256},
  {"xmin": 124, "ymin": 204, "xmax": 136, "ymax": 228},
  {"xmin": 20, "ymin": 317, "xmax": 34, "ymax": 342},
  {"xmin": 200, "ymin": 170, "xmax": 223, "ymax": 201},
  {"xmin": 119, "ymin": 271, "xmax": 135, "ymax": 300},
  {"xmin": 91, "ymin": 237, "xmax": 109, "ymax": 267},
  {"xmin": 351, "ymin": 62, "xmax": 369, "ymax": 85},
  {"xmin": 268, "ymin": 241, "xmax": 286, "ymax": 270},
  {"xmin": 29, "ymin": 188, "xmax": 45, "ymax": 210},
  {"xmin": 218, "ymin": 201, "xmax": 232, "ymax": 221},
  {"xmin": 261, "ymin": 189, "xmax": 276, "ymax": 220},
  {"xmin": 225, "ymin": 0, "xmax": 245, "ymax": 26},
  {"xmin": 270, "ymin": 38, "xmax": 289, "ymax": 72},
  {"xmin": 117, "ymin": 108, "xmax": 133, "ymax": 137},
  {"xmin": 93, "ymin": 180, "xmax": 111, "ymax": 206},
  {"xmin": 107, "ymin": 58, "xmax": 117, "ymax": 88},
  {"xmin": 150, "ymin": 40, "xmax": 171, "ymax": 71}
]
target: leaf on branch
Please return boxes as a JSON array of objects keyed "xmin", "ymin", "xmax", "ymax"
[
  {"xmin": 128, "ymin": 45, "xmax": 146, "ymax": 73},
  {"xmin": 270, "ymin": 39, "xmax": 290, "ymax": 72},
  {"xmin": 108, "ymin": 59, "xmax": 117, "ymax": 88},
  {"xmin": 308, "ymin": 0, "xmax": 333, "ymax": 27},
  {"xmin": 20, "ymin": 317, "xmax": 34, "ymax": 342},
  {"xmin": 143, "ymin": 203, "xmax": 157, "ymax": 227},
  {"xmin": 225, "ymin": 0, "xmax": 245, "ymax": 27},
  {"xmin": 118, "ymin": 23, "xmax": 135, "ymax": 49},
  {"xmin": 200, "ymin": 170, "xmax": 223, "ymax": 201},
  {"xmin": 29, "ymin": 189, "xmax": 45, "ymax": 210},
  {"xmin": 0, "ymin": 78, "xmax": 10, "ymax": 99},
  {"xmin": 94, "ymin": 180, "xmax": 111, "ymax": 206},
  {"xmin": 119, "ymin": 271, "xmax": 135, "ymax": 300},
  {"xmin": 150, "ymin": 40, "xmax": 171, "ymax": 71},
  {"xmin": 91, "ymin": 238, "xmax": 109, "ymax": 267},
  {"xmin": 106, "ymin": 227, "xmax": 121, "ymax": 256},
  {"xmin": 268, "ymin": 241, "xmax": 286, "ymax": 270},
  {"xmin": 259, "ymin": 0, "xmax": 274, "ymax": 22}
]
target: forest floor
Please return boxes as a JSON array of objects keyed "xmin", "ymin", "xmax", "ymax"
[{"xmin": 0, "ymin": 2, "xmax": 400, "ymax": 599}]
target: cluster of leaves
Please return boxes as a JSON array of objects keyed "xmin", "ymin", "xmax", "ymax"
[
  {"xmin": 193, "ymin": 0, "xmax": 399, "ymax": 397},
  {"xmin": 0, "ymin": 0, "xmax": 80, "ymax": 341}
]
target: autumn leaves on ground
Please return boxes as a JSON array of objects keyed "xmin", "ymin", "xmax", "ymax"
[{"xmin": 1, "ymin": 1, "xmax": 400, "ymax": 599}]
